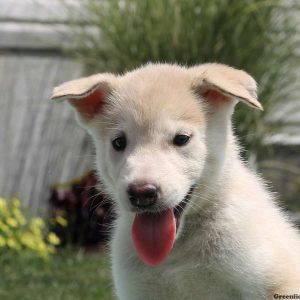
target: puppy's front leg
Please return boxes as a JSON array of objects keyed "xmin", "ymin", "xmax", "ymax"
[{"xmin": 111, "ymin": 216, "xmax": 150, "ymax": 300}]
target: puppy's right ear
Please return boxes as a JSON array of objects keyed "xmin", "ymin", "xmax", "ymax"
[{"xmin": 51, "ymin": 73, "xmax": 116, "ymax": 121}]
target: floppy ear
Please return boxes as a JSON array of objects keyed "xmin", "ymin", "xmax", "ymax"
[
  {"xmin": 190, "ymin": 63, "xmax": 263, "ymax": 112},
  {"xmin": 51, "ymin": 73, "xmax": 116, "ymax": 120}
]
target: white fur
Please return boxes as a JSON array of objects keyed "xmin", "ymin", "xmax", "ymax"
[{"xmin": 52, "ymin": 63, "xmax": 300, "ymax": 299}]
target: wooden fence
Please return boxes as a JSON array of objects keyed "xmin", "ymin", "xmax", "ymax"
[{"xmin": 0, "ymin": 0, "xmax": 93, "ymax": 214}]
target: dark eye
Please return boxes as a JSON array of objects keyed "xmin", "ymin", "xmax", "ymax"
[
  {"xmin": 173, "ymin": 134, "xmax": 191, "ymax": 146},
  {"xmin": 112, "ymin": 135, "xmax": 127, "ymax": 151}
]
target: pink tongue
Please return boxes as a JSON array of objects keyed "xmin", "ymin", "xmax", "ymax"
[{"xmin": 132, "ymin": 209, "xmax": 176, "ymax": 266}]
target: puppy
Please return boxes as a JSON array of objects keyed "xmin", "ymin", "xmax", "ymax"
[{"xmin": 52, "ymin": 63, "xmax": 300, "ymax": 299}]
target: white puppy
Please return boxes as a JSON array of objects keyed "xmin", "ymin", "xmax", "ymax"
[{"xmin": 52, "ymin": 63, "xmax": 300, "ymax": 299}]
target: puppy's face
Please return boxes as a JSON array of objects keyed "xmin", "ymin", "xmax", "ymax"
[
  {"xmin": 52, "ymin": 63, "xmax": 261, "ymax": 221},
  {"xmin": 95, "ymin": 73, "xmax": 207, "ymax": 215}
]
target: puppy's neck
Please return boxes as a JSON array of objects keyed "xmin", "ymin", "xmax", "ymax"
[{"xmin": 187, "ymin": 110, "xmax": 241, "ymax": 218}]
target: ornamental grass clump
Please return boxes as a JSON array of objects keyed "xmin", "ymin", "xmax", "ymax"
[
  {"xmin": 0, "ymin": 197, "xmax": 61, "ymax": 259},
  {"xmin": 66, "ymin": 0, "xmax": 300, "ymax": 156}
]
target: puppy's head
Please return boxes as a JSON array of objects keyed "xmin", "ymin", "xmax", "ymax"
[{"xmin": 52, "ymin": 63, "xmax": 261, "ymax": 264}]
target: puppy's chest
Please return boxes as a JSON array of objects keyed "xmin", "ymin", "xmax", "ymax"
[
  {"xmin": 113, "ymin": 217, "xmax": 259, "ymax": 299},
  {"xmin": 129, "ymin": 234, "xmax": 241, "ymax": 300},
  {"xmin": 137, "ymin": 259, "xmax": 240, "ymax": 300}
]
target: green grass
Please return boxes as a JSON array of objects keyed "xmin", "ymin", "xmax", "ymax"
[{"xmin": 0, "ymin": 249, "xmax": 115, "ymax": 300}]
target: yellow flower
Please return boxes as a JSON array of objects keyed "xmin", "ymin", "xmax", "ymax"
[
  {"xmin": 1, "ymin": 223, "xmax": 11, "ymax": 235},
  {"xmin": 32, "ymin": 217, "xmax": 44, "ymax": 227},
  {"xmin": 7, "ymin": 217, "xmax": 18, "ymax": 228},
  {"xmin": 12, "ymin": 197, "xmax": 21, "ymax": 208},
  {"xmin": 36, "ymin": 241, "xmax": 51, "ymax": 258},
  {"xmin": 20, "ymin": 232, "xmax": 35, "ymax": 249},
  {"xmin": 7, "ymin": 238, "xmax": 20, "ymax": 250},
  {"xmin": 0, "ymin": 196, "xmax": 57, "ymax": 258},
  {"xmin": 37, "ymin": 241, "xmax": 47, "ymax": 251},
  {"xmin": 30, "ymin": 217, "xmax": 45, "ymax": 232},
  {"xmin": 55, "ymin": 216, "xmax": 68, "ymax": 227},
  {"xmin": 12, "ymin": 209, "xmax": 26, "ymax": 225},
  {"xmin": 47, "ymin": 232, "xmax": 60, "ymax": 246}
]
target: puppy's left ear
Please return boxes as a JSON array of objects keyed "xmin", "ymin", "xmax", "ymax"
[
  {"xmin": 190, "ymin": 63, "xmax": 263, "ymax": 111},
  {"xmin": 51, "ymin": 73, "xmax": 116, "ymax": 121}
]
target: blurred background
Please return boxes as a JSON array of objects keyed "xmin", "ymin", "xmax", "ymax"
[{"xmin": 0, "ymin": 0, "xmax": 299, "ymax": 299}]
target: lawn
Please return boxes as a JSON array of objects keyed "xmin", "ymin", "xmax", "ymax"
[{"xmin": 0, "ymin": 249, "xmax": 115, "ymax": 300}]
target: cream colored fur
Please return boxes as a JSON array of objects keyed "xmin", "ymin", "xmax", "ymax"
[{"xmin": 52, "ymin": 63, "xmax": 300, "ymax": 300}]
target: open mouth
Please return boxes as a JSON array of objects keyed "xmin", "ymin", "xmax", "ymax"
[{"xmin": 131, "ymin": 186, "xmax": 195, "ymax": 267}]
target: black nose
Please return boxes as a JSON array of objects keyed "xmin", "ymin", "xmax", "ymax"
[{"xmin": 127, "ymin": 183, "xmax": 158, "ymax": 208}]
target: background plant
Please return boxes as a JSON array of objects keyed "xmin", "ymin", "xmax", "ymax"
[
  {"xmin": 62, "ymin": 0, "xmax": 300, "ymax": 214},
  {"xmin": 0, "ymin": 197, "xmax": 61, "ymax": 259},
  {"xmin": 66, "ymin": 0, "xmax": 300, "ymax": 156}
]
